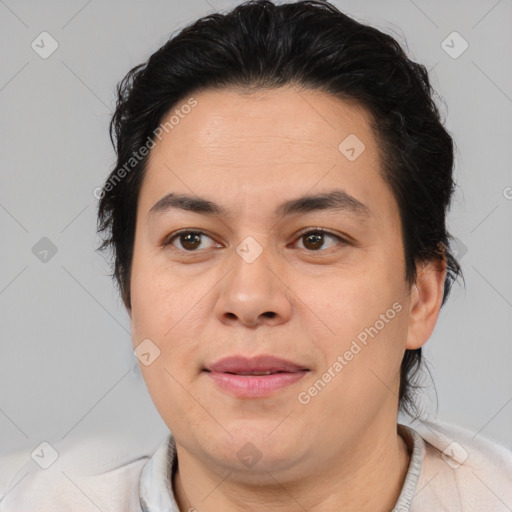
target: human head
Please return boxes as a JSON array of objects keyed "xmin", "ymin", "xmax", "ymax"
[{"xmin": 97, "ymin": 0, "xmax": 462, "ymax": 422}]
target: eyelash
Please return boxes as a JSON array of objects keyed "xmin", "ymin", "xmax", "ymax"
[{"xmin": 162, "ymin": 228, "xmax": 348, "ymax": 253}]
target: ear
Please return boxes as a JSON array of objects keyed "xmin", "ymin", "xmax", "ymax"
[
  {"xmin": 124, "ymin": 297, "xmax": 132, "ymax": 318},
  {"xmin": 405, "ymin": 253, "xmax": 447, "ymax": 350},
  {"xmin": 122, "ymin": 285, "xmax": 132, "ymax": 317}
]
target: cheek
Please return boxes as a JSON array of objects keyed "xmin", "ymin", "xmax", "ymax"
[
  {"xmin": 130, "ymin": 250, "xmax": 180, "ymax": 341},
  {"xmin": 312, "ymin": 265, "xmax": 399, "ymax": 333},
  {"xmin": 137, "ymin": 358, "xmax": 196, "ymax": 438},
  {"xmin": 301, "ymin": 301, "xmax": 407, "ymax": 429},
  {"xmin": 130, "ymin": 255, "xmax": 208, "ymax": 379},
  {"xmin": 131, "ymin": 267, "xmax": 202, "ymax": 425},
  {"xmin": 305, "ymin": 262, "xmax": 407, "ymax": 384}
]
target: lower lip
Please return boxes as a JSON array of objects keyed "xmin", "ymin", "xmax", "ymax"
[{"xmin": 204, "ymin": 371, "xmax": 308, "ymax": 398}]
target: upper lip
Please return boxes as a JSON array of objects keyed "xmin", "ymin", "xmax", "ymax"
[{"xmin": 205, "ymin": 355, "xmax": 309, "ymax": 374}]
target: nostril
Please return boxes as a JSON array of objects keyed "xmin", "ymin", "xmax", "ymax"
[{"xmin": 263, "ymin": 311, "xmax": 276, "ymax": 318}]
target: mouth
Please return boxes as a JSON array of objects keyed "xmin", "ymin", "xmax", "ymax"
[
  {"xmin": 208, "ymin": 370, "xmax": 292, "ymax": 376},
  {"xmin": 203, "ymin": 355, "xmax": 310, "ymax": 397}
]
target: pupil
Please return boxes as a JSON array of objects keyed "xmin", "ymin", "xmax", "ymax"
[
  {"xmin": 304, "ymin": 232, "xmax": 323, "ymax": 250},
  {"xmin": 182, "ymin": 233, "xmax": 201, "ymax": 250}
]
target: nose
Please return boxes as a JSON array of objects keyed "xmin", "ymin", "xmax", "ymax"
[{"xmin": 214, "ymin": 245, "xmax": 292, "ymax": 328}]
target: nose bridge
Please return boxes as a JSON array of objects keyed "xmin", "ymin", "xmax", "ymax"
[
  {"xmin": 215, "ymin": 237, "xmax": 291, "ymax": 326},
  {"xmin": 232, "ymin": 238, "xmax": 274, "ymax": 291}
]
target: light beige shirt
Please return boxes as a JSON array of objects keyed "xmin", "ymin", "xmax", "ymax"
[{"xmin": 1, "ymin": 420, "xmax": 511, "ymax": 511}]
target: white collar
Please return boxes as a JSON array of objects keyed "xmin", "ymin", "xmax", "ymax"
[{"xmin": 139, "ymin": 433, "xmax": 180, "ymax": 511}]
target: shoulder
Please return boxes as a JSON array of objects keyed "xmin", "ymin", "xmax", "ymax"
[
  {"xmin": 406, "ymin": 419, "xmax": 512, "ymax": 512},
  {"xmin": 0, "ymin": 433, "xmax": 160, "ymax": 512}
]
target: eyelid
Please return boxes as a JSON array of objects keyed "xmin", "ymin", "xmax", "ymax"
[
  {"xmin": 163, "ymin": 228, "xmax": 218, "ymax": 249},
  {"xmin": 294, "ymin": 227, "xmax": 347, "ymax": 241},
  {"xmin": 292, "ymin": 227, "xmax": 349, "ymax": 249}
]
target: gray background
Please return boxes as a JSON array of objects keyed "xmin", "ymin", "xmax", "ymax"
[{"xmin": 1, "ymin": 0, "xmax": 511, "ymax": 491}]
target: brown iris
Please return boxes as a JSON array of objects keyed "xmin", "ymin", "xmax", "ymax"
[
  {"xmin": 180, "ymin": 232, "xmax": 202, "ymax": 250},
  {"xmin": 302, "ymin": 231, "xmax": 325, "ymax": 250}
]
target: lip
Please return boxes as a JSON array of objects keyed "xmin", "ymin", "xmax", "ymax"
[
  {"xmin": 204, "ymin": 355, "xmax": 310, "ymax": 398},
  {"xmin": 206, "ymin": 354, "xmax": 308, "ymax": 374}
]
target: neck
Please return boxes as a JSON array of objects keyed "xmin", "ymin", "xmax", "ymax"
[{"xmin": 172, "ymin": 420, "xmax": 411, "ymax": 512}]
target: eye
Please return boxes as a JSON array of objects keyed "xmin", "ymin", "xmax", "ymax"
[
  {"xmin": 294, "ymin": 228, "xmax": 347, "ymax": 251},
  {"xmin": 163, "ymin": 228, "xmax": 347, "ymax": 253},
  {"xmin": 164, "ymin": 230, "xmax": 220, "ymax": 252}
]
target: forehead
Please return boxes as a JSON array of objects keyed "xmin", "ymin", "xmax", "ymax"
[
  {"xmin": 139, "ymin": 86, "xmax": 394, "ymax": 223},
  {"xmin": 148, "ymin": 86, "xmax": 378, "ymax": 166}
]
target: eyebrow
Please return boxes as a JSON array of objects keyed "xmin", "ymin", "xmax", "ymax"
[{"xmin": 147, "ymin": 189, "xmax": 371, "ymax": 222}]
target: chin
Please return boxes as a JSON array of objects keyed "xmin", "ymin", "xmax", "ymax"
[{"xmin": 205, "ymin": 426, "xmax": 304, "ymax": 468}]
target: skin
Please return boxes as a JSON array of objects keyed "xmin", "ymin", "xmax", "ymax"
[{"xmin": 128, "ymin": 85, "xmax": 446, "ymax": 512}]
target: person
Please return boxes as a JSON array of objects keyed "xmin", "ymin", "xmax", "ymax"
[{"xmin": 1, "ymin": 1, "xmax": 511, "ymax": 510}]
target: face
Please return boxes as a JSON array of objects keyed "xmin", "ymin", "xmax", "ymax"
[{"xmin": 129, "ymin": 86, "xmax": 438, "ymax": 477}]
